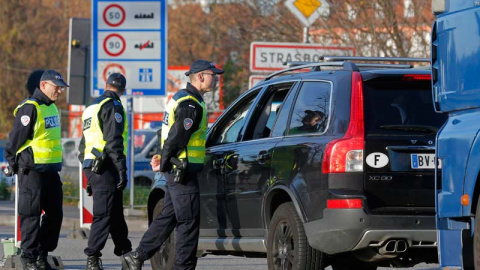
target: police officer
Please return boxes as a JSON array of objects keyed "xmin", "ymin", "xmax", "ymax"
[
  {"xmin": 4, "ymin": 70, "xmax": 67, "ymax": 270},
  {"xmin": 122, "ymin": 60, "xmax": 224, "ymax": 270},
  {"xmin": 78, "ymin": 73, "xmax": 132, "ymax": 270}
]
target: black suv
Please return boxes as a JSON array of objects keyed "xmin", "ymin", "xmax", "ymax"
[{"xmin": 147, "ymin": 57, "xmax": 446, "ymax": 270}]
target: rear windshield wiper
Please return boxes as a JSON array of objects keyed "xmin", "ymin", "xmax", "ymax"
[{"xmin": 379, "ymin": 125, "xmax": 438, "ymax": 133}]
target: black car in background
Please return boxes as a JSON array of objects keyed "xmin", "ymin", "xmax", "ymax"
[{"xmin": 147, "ymin": 57, "xmax": 446, "ymax": 270}]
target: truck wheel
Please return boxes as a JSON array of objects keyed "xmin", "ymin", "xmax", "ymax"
[
  {"xmin": 267, "ymin": 202, "xmax": 326, "ymax": 270},
  {"xmin": 150, "ymin": 198, "xmax": 175, "ymax": 270},
  {"xmin": 474, "ymin": 196, "xmax": 480, "ymax": 268}
]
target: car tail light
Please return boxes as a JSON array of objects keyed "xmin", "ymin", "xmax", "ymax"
[
  {"xmin": 402, "ymin": 74, "xmax": 431, "ymax": 81},
  {"xmin": 327, "ymin": 199, "xmax": 363, "ymax": 209},
  {"xmin": 322, "ymin": 72, "xmax": 364, "ymax": 173}
]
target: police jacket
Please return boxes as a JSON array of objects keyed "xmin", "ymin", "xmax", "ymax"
[
  {"xmin": 160, "ymin": 83, "xmax": 204, "ymax": 173},
  {"xmin": 5, "ymin": 88, "xmax": 62, "ymax": 173},
  {"xmin": 78, "ymin": 90, "xmax": 127, "ymax": 172}
]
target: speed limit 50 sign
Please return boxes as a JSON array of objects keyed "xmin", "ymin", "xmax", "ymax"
[{"xmin": 92, "ymin": 0, "xmax": 167, "ymax": 96}]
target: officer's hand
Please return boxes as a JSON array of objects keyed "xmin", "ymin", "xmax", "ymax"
[
  {"xmin": 86, "ymin": 181, "xmax": 93, "ymax": 196},
  {"xmin": 3, "ymin": 165, "xmax": 17, "ymax": 177},
  {"xmin": 117, "ymin": 170, "xmax": 128, "ymax": 191},
  {"xmin": 150, "ymin": 155, "xmax": 161, "ymax": 172}
]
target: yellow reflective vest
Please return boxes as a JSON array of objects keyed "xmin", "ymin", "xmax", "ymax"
[
  {"xmin": 14, "ymin": 99, "xmax": 62, "ymax": 164},
  {"xmin": 161, "ymin": 93, "xmax": 207, "ymax": 164},
  {"xmin": 82, "ymin": 97, "xmax": 128, "ymax": 160}
]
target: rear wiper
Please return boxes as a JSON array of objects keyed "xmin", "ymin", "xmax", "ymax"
[{"xmin": 379, "ymin": 125, "xmax": 438, "ymax": 133}]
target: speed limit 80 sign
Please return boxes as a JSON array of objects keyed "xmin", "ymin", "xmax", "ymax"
[{"xmin": 92, "ymin": 0, "xmax": 167, "ymax": 96}]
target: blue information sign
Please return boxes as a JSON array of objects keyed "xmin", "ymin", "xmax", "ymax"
[{"xmin": 91, "ymin": 0, "xmax": 167, "ymax": 96}]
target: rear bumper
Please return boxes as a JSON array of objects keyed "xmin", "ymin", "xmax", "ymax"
[{"xmin": 304, "ymin": 208, "xmax": 436, "ymax": 255}]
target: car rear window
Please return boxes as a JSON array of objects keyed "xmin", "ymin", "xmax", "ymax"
[{"xmin": 363, "ymin": 80, "xmax": 447, "ymax": 136}]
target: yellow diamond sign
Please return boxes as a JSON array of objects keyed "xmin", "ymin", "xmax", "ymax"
[
  {"xmin": 285, "ymin": 0, "xmax": 330, "ymax": 27},
  {"xmin": 294, "ymin": 0, "xmax": 321, "ymax": 18}
]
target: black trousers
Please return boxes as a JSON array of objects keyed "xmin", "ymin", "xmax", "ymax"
[
  {"xmin": 138, "ymin": 171, "xmax": 200, "ymax": 270},
  {"xmin": 84, "ymin": 163, "xmax": 132, "ymax": 257},
  {"xmin": 18, "ymin": 170, "xmax": 63, "ymax": 260}
]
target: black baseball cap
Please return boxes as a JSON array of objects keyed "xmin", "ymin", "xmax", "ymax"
[
  {"xmin": 40, "ymin": 69, "xmax": 69, "ymax": 87},
  {"xmin": 185, "ymin": 60, "xmax": 224, "ymax": 76},
  {"xmin": 106, "ymin": 73, "xmax": 126, "ymax": 90}
]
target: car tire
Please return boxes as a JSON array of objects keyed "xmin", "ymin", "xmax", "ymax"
[
  {"xmin": 330, "ymin": 252, "xmax": 377, "ymax": 270},
  {"xmin": 150, "ymin": 198, "xmax": 175, "ymax": 270},
  {"xmin": 267, "ymin": 202, "xmax": 326, "ymax": 270}
]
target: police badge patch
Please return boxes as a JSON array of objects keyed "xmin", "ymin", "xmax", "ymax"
[
  {"xmin": 184, "ymin": 118, "xmax": 193, "ymax": 130},
  {"xmin": 115, "ymin": 113, "xmax": 123, "ymax": 123},
  {"xmin": 21, "ymin": 115, "xmax": 30, "ymax": 126}
]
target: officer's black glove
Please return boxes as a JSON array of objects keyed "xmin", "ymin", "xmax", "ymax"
[
  {"xmin": 117, "ymin": 170, "xmax": 128, "ymax": 191},
  {"xmin": 86, "ymin": 181, "xmax": 93, "ymax": 196},
  {"xmin": 3, "ymin": 165, "xmax": 17, "ymax": 177}
]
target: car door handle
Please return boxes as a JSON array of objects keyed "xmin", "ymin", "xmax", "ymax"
[{"xmin": 258, "ymin": 152, "xmax": 271, "ymax": 161}]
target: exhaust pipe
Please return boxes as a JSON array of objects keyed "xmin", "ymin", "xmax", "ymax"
[
  {"xmin": 379, "ymin": 240, "xmax": 397, "ymax": 255},
  {"xmin": 395, "ymin": 240, "xmax": 408, "ymax": 253}
]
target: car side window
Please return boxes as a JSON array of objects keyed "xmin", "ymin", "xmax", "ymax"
[
  {"xmin": 288, "ymin": 81, "xmax": 331, "ymax": 135},
  {"xmin": 244, "ymin": 83, "xmax": 294, "ymax": 141},
  {"xmin": 211, "ymin": 94, "xmax": 257, "ymax": 145}
]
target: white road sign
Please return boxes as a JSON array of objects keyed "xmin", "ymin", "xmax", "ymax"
[
  {"xmin": 98, "ymin": 31, "xmax": 162, "ymax": 59},
  {"xmin": 98, "ymin": 2, "xmax": 161, "ymax": 29},
  {"xmin": 92, "ymin": 0, "xmax": 167, "ymax": 96},
  {"xmin": 250, "ymin": 42, "xmax": 355, "ymax": 72},
  {"xmin": 249, "ymin": 75, "xmax": 266, "ymax": 89}
]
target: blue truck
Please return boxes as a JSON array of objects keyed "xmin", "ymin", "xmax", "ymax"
[{"xmin": 432, "ymin": 1, "xmax": 480, "ymax": 268}]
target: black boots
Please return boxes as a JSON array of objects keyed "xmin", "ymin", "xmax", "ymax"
[
  {"xmin": 122, "ymin": 251, "xmax": 144, "ymax": 270},
  {"xmin": 36, "ymin": 255, "xmax": 51, "ymax": 270},
  {"xmin": 22, "ymin": 257, "xmax": 39, "ymax": 270},
  {"xmin": 86, "ymin": 255, "xmax": 103, "ymax": 270}
]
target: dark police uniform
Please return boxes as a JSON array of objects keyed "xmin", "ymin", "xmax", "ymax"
[
  {"xmin": 133, "ymin": 83, "xmax": 206, "ymax": 270},
  {"xmin": 78, "ymin": 90, "xmax": 132, "ymax": 260},
  {"xmin": 4, "ymin": 88, "xmax": 63, "ymax": 264}
]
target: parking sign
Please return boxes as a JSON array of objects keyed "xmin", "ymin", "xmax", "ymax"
[{"xmin": 92, "ymin": 0, "xmax": 167, "ymax": 96}]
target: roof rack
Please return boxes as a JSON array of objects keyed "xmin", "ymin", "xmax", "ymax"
[
  {"xmin": 285, "ymin": 61, "xmax": 413, "ymax": 69},
  {"xmin": 262, "ymin": 56, "xmax": 430, "ymax": 82},
  {"xmin": 321, "ymin": 56, "xmax": 430, "ymax": 63}
]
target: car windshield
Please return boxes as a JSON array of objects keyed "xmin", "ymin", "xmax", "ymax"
[
  {"xmin": 363, "ymin": 80, "xmax": 447, "ymax": 136},
  {"xmin": 134, "ymin": 130, "xmax": 156, "ymax": 155}
]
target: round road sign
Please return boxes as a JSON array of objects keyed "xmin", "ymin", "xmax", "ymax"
[
  {"xmin": 103, "ymin": 33, "xmax": 126, "ymax": 57},
  {"xmin": 103, "ymin": 4, "xmax": 126, "ymax": 27},
  {"xmin": 103, "ymin": 63, "xmax": 126, "ymax": 83}
]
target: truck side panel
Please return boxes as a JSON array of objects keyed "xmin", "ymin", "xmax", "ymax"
[
  {"xmin": 437, "ymin": 110, "xmax": 480, "ymax": 217},
  {"xmin": 432, "ymin": 4, "xmax": 480, "ymax": 112}
]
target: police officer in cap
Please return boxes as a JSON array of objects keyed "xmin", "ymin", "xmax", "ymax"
[
  {"xmin": 78, "ymin": 73, "xmax": 132, "ymax": 270},
  {"xmin": 122, "ymin": 60, "xmax": 224, "ymax": 270},
  {"xmin": 4, "ymin": 70, "xmax": 67, "ymax": 270}
]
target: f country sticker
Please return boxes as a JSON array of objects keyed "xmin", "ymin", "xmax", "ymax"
[{"xmin": 366, "ymin": 152, "xmax": 389, "ymax": 168}]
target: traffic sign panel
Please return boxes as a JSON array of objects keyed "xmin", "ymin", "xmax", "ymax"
[
  {"xmin": 98, "ymin": 1, "xmax": 162, "ymax": 30},
  {"xmin": 96, "ymin": 61, "xmax": 162, "ymax": 96},
  {"xmin": 98, "ymin": 31, "xmax": 162, "ymax": 59},
  {"xmin": 92, "ymin": 0, "xmax": 167, "ymax": 96},
  {"xmin": 250, "ymin": 42, "xmax": 355, "ymax": 72}
]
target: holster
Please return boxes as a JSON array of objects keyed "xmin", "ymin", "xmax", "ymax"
[
  {"xmin": 170, "ymin": 157, "xmax": 187, "ymax": 183},
  {"xmin": 91, "ymin": 148, "xmax": 107, "ymax": 174}
]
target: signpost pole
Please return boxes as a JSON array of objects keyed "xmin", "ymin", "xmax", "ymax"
[
  {"xmin": 303, "ymin": 26, "xmax": 310, "ymax": 43},
  {"xmin": 127, "ymin": 97, "xmax": 134, "ymax": 210}
]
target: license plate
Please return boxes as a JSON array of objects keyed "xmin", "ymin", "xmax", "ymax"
[{"xmin": 411, "ymin": 154, "xmax": 441, "ymax": 169}]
